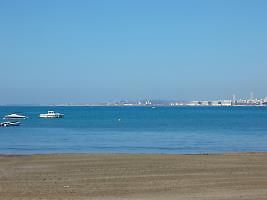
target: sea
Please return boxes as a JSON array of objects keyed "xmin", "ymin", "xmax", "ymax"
[{"xmin": 1, "ymin": 106, "xmax": 267, "ymax": 154}]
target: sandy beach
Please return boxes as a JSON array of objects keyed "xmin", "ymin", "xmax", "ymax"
[{"xmin": 1, "ymin": 153, "xmax": 267, "ymax": 200}]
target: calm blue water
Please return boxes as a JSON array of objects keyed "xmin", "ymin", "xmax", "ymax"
[{"xmin": 1, "ymin": 106, "xmax": 267, "ymax": 154}]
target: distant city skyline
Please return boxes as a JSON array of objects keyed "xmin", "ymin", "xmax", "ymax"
[
  {"xmin": 1, "ymin": 92, "xmax": 266, "ymax": 106},
  {"xmin": 1, "ymin": 0, "xmax": 267, "ymax": 104}
]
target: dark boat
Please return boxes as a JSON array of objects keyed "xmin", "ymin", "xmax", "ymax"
[{"xmin": 0, "ymin": 121, "xmax": 21, "ymax": 127}]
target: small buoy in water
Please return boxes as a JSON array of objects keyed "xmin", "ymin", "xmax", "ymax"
[{"xmin": 118, "ymin": 118, "xmax": 121, "ymax": 121}]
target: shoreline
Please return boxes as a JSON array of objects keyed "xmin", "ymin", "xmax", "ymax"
[
  {"xmin": 1, "ymin": 153, "xmax": 267, "ymax": 199},
  {"xmin": 2, "ymin": 151, "xmax": 267, "ymax": 156},
  {"xmin": 1, "ymin": 151, "xmax": 267, "ymax": 156}
]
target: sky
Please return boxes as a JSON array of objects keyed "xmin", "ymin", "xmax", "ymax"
[{"xmin": 0, "ymin": 0, "xmax": 267, "ymax": 104}]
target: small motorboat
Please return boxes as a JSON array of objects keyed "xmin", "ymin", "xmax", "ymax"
[
  {"xmin": 4, "ymin": 113, "xmax": 27, "ymax": 119},
  {"xmin": 39, "ymin": 111, "xmax": 64, "ymax": 118},
  {"xmin": 0, "ymin": 121, "xmax": 21, "ymax": 127}
]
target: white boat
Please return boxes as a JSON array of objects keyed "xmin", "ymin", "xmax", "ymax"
[
  {"xmin": 4, "ymin": 113, "xmax": 27, "ymax": 119},
  {"xmin": 39, "ymin": 111, "xmax": 64, "ymax": 118},
  {"xmin": 0, "ymin": 121, "xmax": 21, "ymax": 127}
]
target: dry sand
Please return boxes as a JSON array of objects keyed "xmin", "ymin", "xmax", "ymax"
[{"xmin": 1, "ymin": 153, "xmax": 267, "ymax": 200}]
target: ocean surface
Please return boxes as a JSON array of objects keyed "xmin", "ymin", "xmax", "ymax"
[{"xmin": 1, "ymin": 106, "xmax": 267, "ymax": 154}]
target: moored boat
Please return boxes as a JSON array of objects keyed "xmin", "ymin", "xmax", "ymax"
[
  {"xmin": 4, "ymin": 113, "xmax": 27, "ymax": 119},
  {"xmin": 0, "ymin": 121, "xmax": 21, "ymax": 127},
  {"xmin": 39, "ymin": 111, "xmax": 64, "ymax": 118}
]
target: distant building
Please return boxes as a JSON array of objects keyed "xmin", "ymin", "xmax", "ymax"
[
  {"xmin": 211, "ymin": 101, "xmax": 221, "ymax": 106},
  {"xmin": 221, "ymin": 100, "xmax": 232, "ymax": 106}
]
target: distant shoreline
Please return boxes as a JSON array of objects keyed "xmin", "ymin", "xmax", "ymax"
[{"xmin": 1, "ymin": 104, "xmax": 267, "ymax": 107}]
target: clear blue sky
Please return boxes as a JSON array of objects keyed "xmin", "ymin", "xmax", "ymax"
[{"xmin": 0, "ymin": 0, "xmax": 267, "ymax": 104}]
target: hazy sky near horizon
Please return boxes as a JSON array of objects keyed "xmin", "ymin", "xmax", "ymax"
[{"xmin": 1, "ymin": 0, "xmax": 267, "ymax": 104}]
